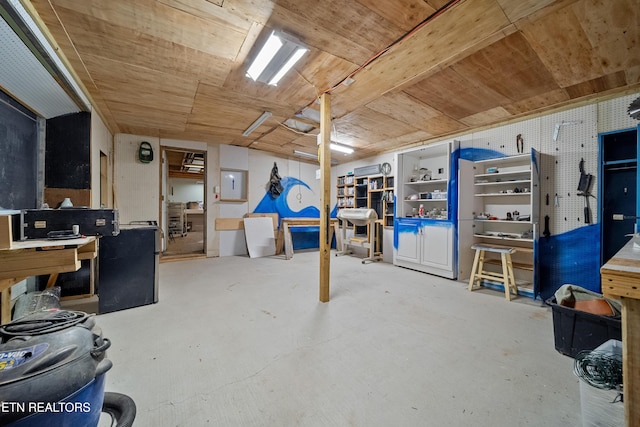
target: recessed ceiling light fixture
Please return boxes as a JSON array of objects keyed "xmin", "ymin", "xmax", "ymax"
[
  {"xmin": 242, "ymin": 111, "xmax": 272, "ymax": 136},
  {"xmin": 246, "ymin": 31, "xmax": 308, "ymax": 86}
]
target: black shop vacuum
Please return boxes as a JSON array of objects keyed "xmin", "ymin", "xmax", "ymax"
[{"xmin": 0, "ymin": 309, "xmax": 136, "ymax": 426}]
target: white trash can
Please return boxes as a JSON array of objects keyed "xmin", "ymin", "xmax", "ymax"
[{"xmin": 575, "ymin": 339, "xmax": 624, "ymax": 427}]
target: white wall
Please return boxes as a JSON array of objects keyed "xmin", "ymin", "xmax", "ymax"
[
  {"xmin": 249, "ymin": 150, "xmax": 320, "ymax": 212},
  {"xmin": 113, "ymin": 134, "xmax": 160, "ymax": 224},
  {"xmin": 168, "ymin": 178, "xmax": 204, "ymax": 204},
  {"xmin": 218, "ymin": 145, "xmax": 249, "ymax": 256},
  {"xmin": 214, "ymin": 146, "xmax": 322, "ymax": 256},
  {"xmin": 111, "ymin": 91, "xmax": 639, "ymax": 258}
]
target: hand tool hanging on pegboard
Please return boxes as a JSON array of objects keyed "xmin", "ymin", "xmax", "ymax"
[
  {"xmin": 543, "ymin": 215, "xmax": 551, "ymax": 240},
  {"xmin": 516, "ymin": 134, "xmax": 524, "ymax": 154},
  {"xmin": 577, "ymin": 158, "xmax": 594, "ymax": 224}
]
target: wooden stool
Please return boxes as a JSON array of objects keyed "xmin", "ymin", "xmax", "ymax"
[{"xmin": 468, "ymin": 244, "xmax": 518, "ymax": 301}]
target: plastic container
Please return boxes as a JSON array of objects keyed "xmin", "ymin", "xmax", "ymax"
[
  {"xmin": 546, "ymin": 297, "xmax": 622, "ymax": 358},
  {"xmin": 577, "ymin": 339, "xmax": 624, "ymax": 427}
]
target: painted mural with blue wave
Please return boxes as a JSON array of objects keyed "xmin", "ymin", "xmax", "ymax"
[
  {"xmin": 538, "ymin": 224, "xmax": 601, "ymax": 300},
  {"xmin": 253, "ymin": 176, "xmax": 335, "ymax": 249}
]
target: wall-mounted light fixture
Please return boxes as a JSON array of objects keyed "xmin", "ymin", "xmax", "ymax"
[
  {"xmin": 246, "ymin": 31, "xmax": 308, "ymax": 86},
  {"xmin": 242, "ymin": 111, "xmax": 272, "ymax": 136}
]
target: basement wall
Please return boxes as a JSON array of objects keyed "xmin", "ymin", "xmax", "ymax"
[{"xmin": 111, "ymin": 92, "xmax": 639, "ymax": 268}]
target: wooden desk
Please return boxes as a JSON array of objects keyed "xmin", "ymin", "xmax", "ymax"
[
  {"xmin": 280, "ymin": 218, "xmax": 341, "ymax": 260},
  {"xmin": 601, "ymin": 237, "xmax": 640, "ymax": 426},
  {"xmin": 185, "ymin": 209, "xmax": 204, "ymax": 232},
  {"xmin": 0, "ymin": 236, "xmax": 97, "ymax": 324}
]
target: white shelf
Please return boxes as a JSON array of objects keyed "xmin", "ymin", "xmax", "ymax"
[
  {"xmin": 474, "ymin": 179, "xmax": 531, "ymax": 186},
  {"xmin": 473, "ymin": 154, "xmax": 531, "ymax": 165},
  {"xmin": 394, "ymin": 141, "xmax": 457, "ymax": 278},
  {"xmin": 404, "ymin": 178, "xmax": 448, "ymax": 185},
  {"xmin": 475, "ymin": 192, "xmax": 531, "ymax": 197},
  {"xmin": 464, "ymin": 150, "xmax": 540, "ymax": 298},
  {"xmin": 475, "ymin": 171, "xmax": 530, "ymax": 179}
]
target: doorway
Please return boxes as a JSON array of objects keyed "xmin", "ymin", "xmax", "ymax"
[
  {"xmin": 599, "ymin": 128, "xmax": 638, "ymax": 264},
  {"xmin": 162, "ymin": 148, "xmax": 206, "ymax": 258}
]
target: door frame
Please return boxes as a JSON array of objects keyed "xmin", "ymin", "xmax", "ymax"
[
  {"xmin": 598, "ymin": 125, "xmax": 640, "ymax": 265},
  {"xmin": 159, "ymin": 145, "xmax": 207, "ymax": 259}
]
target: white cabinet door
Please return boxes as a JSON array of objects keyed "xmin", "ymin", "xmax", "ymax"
[
  {"xmin": 395, "ymin": 219, "xmax": 421, "ymax": 263},
  {"xmin": 421, "ymin": 223, "xmax": 453, "ymax": 270}
]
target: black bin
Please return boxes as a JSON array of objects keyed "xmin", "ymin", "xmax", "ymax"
[{"xmin": 546, "ymin": 297, "xmax": 622, "ymax": 358}]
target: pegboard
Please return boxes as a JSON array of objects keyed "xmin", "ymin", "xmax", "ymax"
[
  {"xmin": 539, "ymin": 105, "xmax": 599, "ymax": 235},
  {"xmin": 598, "ymin": 92, "xmax": 640, "ymax": 133},
  {"xmin": 470, "ymin": 117, "xmax": 541, "ymax": 155},
  {"xmin": 463, "ymin": 101, "xmax": 614, "ymax": 237},
  {"xmin": 0, "ymin": 17, "xmax": 79, "ymax": 118}
]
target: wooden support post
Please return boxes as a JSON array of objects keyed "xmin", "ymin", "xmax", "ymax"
[{"xmin": 319, "ymin": 93, "xmax": 331, "ymax": 302}]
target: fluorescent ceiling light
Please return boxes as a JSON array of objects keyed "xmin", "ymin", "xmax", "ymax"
[
  {"xmin": 268, "ymin": 48, "xmax": 307, "ymax": 86},
  {"xmin": 316, "ymin": 133, "xmax": 354, "ymax": 154},
  {"xmin": 246, "ymin": 33, "xmax": 282, "ymax": 81},
  {"xmin": 246, "ymin": 31, "xmax": 308, "ymax": 86},
  {"xmin": 330, "ymin": 143, "xmax": 354, "ymax": 154},
  {"xmin": 293, "ymin": 150, "xmax": 318, "ymax": 160},
  {"xmin": 242, "ymin": 111, "xmax": 272, "ymax": 136}
]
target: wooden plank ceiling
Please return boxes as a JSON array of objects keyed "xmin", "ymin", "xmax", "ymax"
[{"xmin": 28, "ymin": 0, "xmax": 640, "ymax": 164}]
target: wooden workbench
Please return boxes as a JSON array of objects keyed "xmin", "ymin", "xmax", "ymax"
[
  {"xmin": 280, "ymin": 218, "xmax": 341, "ymax": 260},
  {"xmin": 601, "ymin": 237, "xmax": 640, "ymax": 426},
  {"xmin": 0, "ymin": 236, "xmax": 97, "ymax": 324}
]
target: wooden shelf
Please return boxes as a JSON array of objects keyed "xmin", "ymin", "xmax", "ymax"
[
  {"xmin": 337, "ymin": 173, "xmax": 394, "ymax": 228},
  {"xmin": 474, "ymin": 219, "xmax": 533, "ymax": 224},
  {"xmin": 483, "ymin": 258, "xmax": 533, "ymax": 271},
  {"xmin": 471, "ymin": 242, "xmax": 533, "ymax": 253},
  {"xmin": 474, "ymin": 233, "xmax": 533, "ymax": 243}
]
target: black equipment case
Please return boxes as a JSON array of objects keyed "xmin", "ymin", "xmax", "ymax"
[{"xmin": 13, "ymin": 208, "xmax": 119, "ymax": 240}]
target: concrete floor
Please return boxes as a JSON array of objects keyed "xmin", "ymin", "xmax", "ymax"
[{"xmin": 96, "ymin": 251, "xmax": 582, "ymax": 427}]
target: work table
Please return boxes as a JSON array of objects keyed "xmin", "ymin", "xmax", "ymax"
[
  {"xmin": 0, "ymin": 236, "xmax": 97, "ymax": 323},
  {"xmin": 601, "ymin": 237, "xmax": 640, "ymax": 426}
]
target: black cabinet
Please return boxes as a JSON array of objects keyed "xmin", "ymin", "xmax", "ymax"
[
  {"xmin": 98, "ymin": 226, "xmax": 160, "ymax": 313},
  {"xmin": 45, "ymin": 111, "xmax": 91, "ymax": 190}
]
